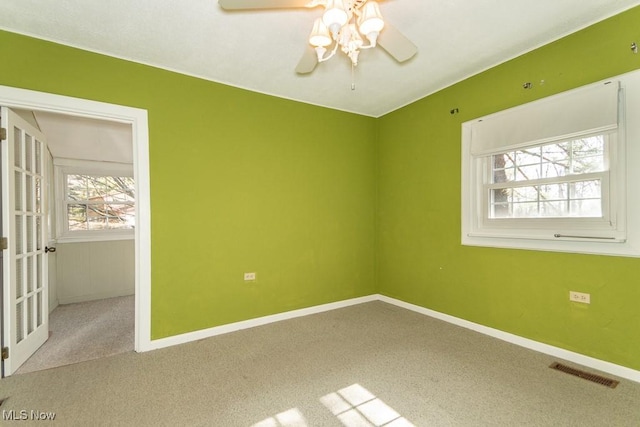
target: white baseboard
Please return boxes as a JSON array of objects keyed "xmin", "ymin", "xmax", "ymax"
[
  {"xmin": 142, "ymin": 292, "xmax": 640, "ymax": 384},
  {"xmin": 144, "ymin": 295, "xmax": 378, "ymax": 351},
  {"xmin": 378, "ymin": 294, "xmax": 640, "ymax": 384}
]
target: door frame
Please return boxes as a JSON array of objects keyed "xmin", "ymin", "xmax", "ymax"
[{"xmin": 0, "ymin": 85, "xmax": 152, "ymax": 356}]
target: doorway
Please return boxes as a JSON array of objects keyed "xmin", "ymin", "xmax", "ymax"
[
  {"xmin": 17, "ymin": 108, "xmax": 135, "ymax": 373},
  {"xmin": 0, "ymin": 85, "xmax": 151, "ymax": 376}
]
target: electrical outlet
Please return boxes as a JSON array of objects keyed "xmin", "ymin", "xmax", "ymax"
[
  {"xmin": 569, "ymin": 291, "xmax": 590, "ymax": 304},
  {"xmin": 244, "ymin": 272, "xmax": 256, "ymax": 281}
]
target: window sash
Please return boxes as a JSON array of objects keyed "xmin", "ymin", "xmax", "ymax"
[
  {"xmin": 54, "ymin": 161, "xmax": 135, "ymax": 241},
  {"xmin": 485, "ymin": 171, "xmax": 606, "ymax": 191}
]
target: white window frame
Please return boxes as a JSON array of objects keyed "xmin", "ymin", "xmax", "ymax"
[
  {"xmin": 54, "ymin": 158, "xmax": 134, "ymax": 243},
  {"xmin": 462, "ymin": 73, "xmax": 640, "ymax": 257}
]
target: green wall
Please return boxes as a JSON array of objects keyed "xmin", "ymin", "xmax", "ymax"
[
  {"xmin": 377, "ymin": 7, "xmax": 640, "ymax": 370},
  {"xmin": 1, "ymin": 5, "xmax": 639, "ymax": 372},
  {"xmin": 0, "ymin": 31, "xmax": 376, "ymax": 339}
]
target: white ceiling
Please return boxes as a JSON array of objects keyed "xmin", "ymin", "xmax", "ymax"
[{"xmin": 1, "ymin": 0, "xmax": 640, "ymax": 117}]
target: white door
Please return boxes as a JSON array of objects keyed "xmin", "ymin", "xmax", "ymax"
[{"xmin": 1, "ymin": 107, "xmax": 49, "ymax": 375}]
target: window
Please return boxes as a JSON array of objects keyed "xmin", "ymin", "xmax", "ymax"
[
  {"xmin": 462, "ymin": 76, "xmax": 640, "ymax": 257},
  {"xmin": 487, "ymin": 134, "xmax": 611, "ymax": 220},
  {"xmin": 54, "ymin": 159, "xmax": 134, "ymax": 242},
  {"xmin": 66, "ymin": 174, "xmax": 135, "ymax": 231}
]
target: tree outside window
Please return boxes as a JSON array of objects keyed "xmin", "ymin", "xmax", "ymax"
[{"xmin": 66, "ymin": 175, "xmax": 135, "ymax": 231}]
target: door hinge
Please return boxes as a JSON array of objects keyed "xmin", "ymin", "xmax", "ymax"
[
  {"xmin": 0, "ymin": 237, "xmax": 7, "ymax": 250},
  {"xmin": 0, "ymin": 127, "xmax": 6, "ymax": 141},
  {"xmin": 1, "ymin": 347, "xmax": 8, "ymax": 360}
]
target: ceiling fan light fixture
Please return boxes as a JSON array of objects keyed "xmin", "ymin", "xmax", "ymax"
[
  {"xmin": 314, "ymin": 46, "xmax": 328, "ymax": 61},
  {"xmin": 358, "ymin": 1, "xmax": 384, "ymax": 39},
  {"xmin": 309, "ymin": 17, "xmax": 332, "ymax": 47},
  {"xmin": 346, "ymin": 24, "xmax": 363, "ymax": 50},
  {"xmin": 323, "ymin": 0, "xmax": 349, "ymax": 37}
]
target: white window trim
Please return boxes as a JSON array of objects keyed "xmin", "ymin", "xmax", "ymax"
[
  {"xmin": 461, "ymin": 73, "xmax": 640, "ymax": 257},
  {"xmin": 54, "ymin": 157, "xmax": 134, "ymax": 243}
]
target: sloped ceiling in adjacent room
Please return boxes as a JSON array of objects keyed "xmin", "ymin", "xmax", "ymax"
[{"xmin": 13, "ymin": 109, "xmax": 133, "ymax": 164}]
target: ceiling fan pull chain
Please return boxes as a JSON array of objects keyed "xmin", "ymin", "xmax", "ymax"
[{"xmin": 351, "ymin": 62, "xmax": 356, "ymax": 90}]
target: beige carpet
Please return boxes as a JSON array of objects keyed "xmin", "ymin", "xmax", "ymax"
[
  {"xmin": 2, "ymin": 301, "xmax": 639, "ymax": 426},
  {"xmin": 15, "ymin": 295, "xmax": 134, "ymax": 375}
]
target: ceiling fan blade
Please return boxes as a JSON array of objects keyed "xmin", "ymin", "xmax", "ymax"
[
  {"xmin": 219, "ymin": 0, "xmax": 315, "ymax": 10},
  {"xmin": 295, "ymin": 45, "xmax": 318, "ymax": 74},
  {"xmin": 377, "ymin": 24, "xmax": 418, "ymax": 63}
]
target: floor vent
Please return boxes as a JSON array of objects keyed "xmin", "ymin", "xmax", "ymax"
[{"xmin": 549, "ymin": 362, "xmax": 619, "ymax": 388}]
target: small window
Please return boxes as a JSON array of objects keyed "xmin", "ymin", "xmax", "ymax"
[
  {"xmin": 461, "ymin": 77, "xmax": 640, "ymax": 257},
  {"xmin": 487, "ymin": 135, "xmax": 608, "ymax": 220},
  {"xmin": 66, "ymin": 174, "xmax": 135, "ymax": 231},
  {"xmin": 54, "ymin": 159, "xmax": 134, "ymax": 242}
]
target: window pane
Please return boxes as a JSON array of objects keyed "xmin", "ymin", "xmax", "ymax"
[
  {"xmin": 106, "ymin": 204, "xmax": 135, "ymax": 229},
  {"xmin": 572, "ymin": 155, "xmax": 604, "ymax": 174},
  {"xmin": 26, "ymin": 175, "xmax": 33, "ymax": 212},
  {"xmin": 512, "ymin": 202, "xmax": 539, "ymax": 218},
  {"xmin": 14, "ymin": 127, "xmax": 22, "ymax": 168},
  {"xmin": 15, "ymin": 171, "xmax": 22, "ymax": 211},
  {"xmin": 540, "ymin": 200, "xmax": 567, "ymax": 217},
  {"xmin": 15, "ymin": 215, "xmax": 23, "ymax": 255},
  {"xmin": 90, "ymin": 176, "xmax": 107, "ymax": 198},
  {"xmin": 570, "ymin": 180, "xmax": 601, "ymax": 200},
  {"xmin": 494, "ymin": 153, "xmax": 514, "ymax": 169},
  {"xmin": 541, "ymin": 142, "xmax": 570, "ymax": 161},
  {"xmin": 35, "ymin": 140, "xmax": 42, "ymax": 175},
  {"xmin": 25, "ymin": 135, "xmax": 33, "ymax": 173},
  {"xmin": 27, "ymin": 295, "xmax": 34, "ymax": 334},
  {"xmin": 87, "ymin": 204, "xmax": 108, "ymax": 230},
  {"xmin": 539, "ymin": 183, "xmax": 568, "ymax": 201},
  {"xmin": 492, "ymin": 136, "xmax": 606, "ymax": 184},
  {"xmin": 540, "ymin": 160, "xmax": 569, "ymax": 178},
  {"xmin": 37, "ymin": 291, "xmax": 43, "ymax": 327},
  {"xmin": 16, "ymin": 258, "xmax": 23, "ymax": 299},
  {"xmin": 26, "ymin": 215, "xmax": 33, "ymax": 253},
  {"xmin": 572, "ymin": 136, "xmax": 605, "ymax": 173},
  {"xmin": 573, "ymin": 136, "xmax": 604, "ymax": 157},
  {"xmin": 516, "ymin": 164, "xmax": 541, "ymax": 181},
  {"xmin": 67, "ymin": 175, "xmax": 88, "ymax": 201},
  {"xmin": 16, "ymin": 301, "xmax": 23, "ymax": 343},
  {"xmin": 27, "ymin": 256, "xmax": 33, "ymax": 293},
  {"xmin": 515, "ymin": 147, "xmax": 541, "ymax": 166},
  {"xmin": 65, "ymin": 174, "xmax": 135, "ymax": 233},
  {"xmin": 489, "ymin": 181, "xmax": 602, "ymax": 219},
  {"xmin": 489, "ymin": 135, "xmax": 606, "ymax": 219},
  {"xmin": 570, "ymin": 199, "xmax": 602, "ymax": 217},
  {"xmin": 512, "ymin": 186, "xmax": 538, "ymax": 203},
  {"xmin": 491, "ymin": 203, "xmax": 510, "ymax": 218},
  {"xmin": 105, "ymin": 178, "xmax": 134, "ymax": 203},
  {"xmin": 35, "ymin": 178, "xmax": 42, "ymax": 213},
  {"xmin": 68, "ymin": 204, "xmax": 88, "ymax": 231}
]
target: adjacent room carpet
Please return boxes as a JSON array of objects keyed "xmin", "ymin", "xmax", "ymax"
[
  {"xmin": 15, "ymin": 295, "xmax": 134, "ymax": 375},
  {"xmin": 2, "ymin": 301, "xmax": 639, "ymax": 426}
]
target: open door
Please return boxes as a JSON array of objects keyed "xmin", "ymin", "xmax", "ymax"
[{"xmin": 1, "ymin": 106, "xmax": 49, "ymax": 376}]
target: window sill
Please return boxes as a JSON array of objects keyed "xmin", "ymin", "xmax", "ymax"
[
  {"xmin": 55, "ymin": 232, "xmax": 134, "ymax": 244},
  {"xmin": 462, "ymin": 232, "xmax": 639, "ymax": 257}
]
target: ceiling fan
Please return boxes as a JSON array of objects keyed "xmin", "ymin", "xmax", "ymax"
[{"xmin": 218, "ymin": 0, "xmax": 418, "ymax": 74}]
